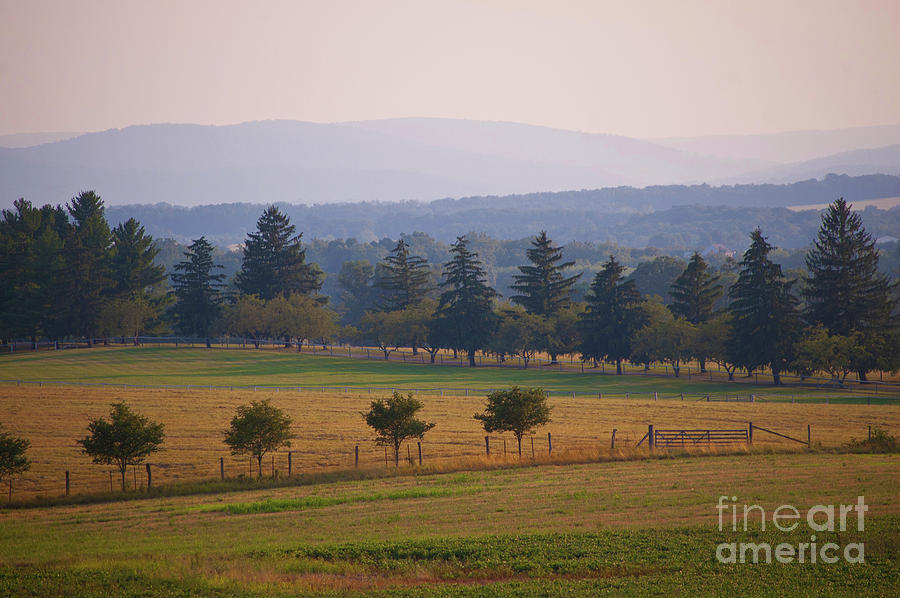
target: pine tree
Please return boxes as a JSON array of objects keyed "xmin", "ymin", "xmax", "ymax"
[
  {"xmin": 376, "ymin": 239, "xmax": 432, "ymax": 311},
  {"xmin": 109, "ymin": 218, "xmax": 165, "ymax": 298},
  {"xmin": 669, "ymin": 252, "xmax": 722, "ymax": 372},
  {"xmin": 510, "ymin": 231, "xmax": 581, "ymax": 316},
  {"xmin": 64, "ymin": 191, "xmax": 111, "ymax": 346},
  {"xmin": 236, "ymin": 206, "xmax": 321, "ymax": 300},
  {"xmin": 0, "ymin": 200, "xmax": 69, "ymax": 342},
  {"xmin": 728, "ymin": 229, "xmax": 800, "ymax": 385},
  {"xmin": 803, "ymin": 198, "xmax": 898, "ymax": 380},
  {"xmin": 669, "ymin": 253, "xmax": 722, "ymax": 324},
  {"xmin": 171, "ymin": 237, "xmax": 226, "ymax": 341},
  {"xmin": 578, "ymin": 256, "xmax": 645, "ymax": 374},
  {"xmin": 430, "ymin": 236, "xmax": 498, "ymax": 367}
]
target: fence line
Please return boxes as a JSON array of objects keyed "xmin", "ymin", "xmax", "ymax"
[{"xmin": 10, "ymin": 417, "xmax": 852, "ymax": 502}]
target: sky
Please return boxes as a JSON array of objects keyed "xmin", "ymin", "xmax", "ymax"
[{"xmin": 1, "ymin": 0, "xmax": 899, "ymax": 138}]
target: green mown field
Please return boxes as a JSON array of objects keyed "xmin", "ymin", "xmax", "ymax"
[
  {"xmin": 0, "ymin": 346, "xmax": 892, "ymax": 401},
  {"xmin": 1, "ymin": 453, "xmax": 898, "ymax": 596}
]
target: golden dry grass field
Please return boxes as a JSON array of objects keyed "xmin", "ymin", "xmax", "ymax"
[{"xmin": 3, "ymin": 383, "xmax": 899, "ymax": 500}]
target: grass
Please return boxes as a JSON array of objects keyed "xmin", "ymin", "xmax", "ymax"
[
  {"xmin": 1, "ymin": 345, "xmax": 895, "ymax": 398},
  {"xmin": 3, "ymin": 381, "xmax": 900, "ymax": 500},
  {"xmin": 197, "ymin": 486, "xmax": 485, "ymax": 515},
  {"xmin": 1, "ymin": 452, "xmax": 898, "ymax": 595}
]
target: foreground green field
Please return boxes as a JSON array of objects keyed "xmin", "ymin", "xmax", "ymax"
[
  {"xmin": 0, "ymin": 346, "xmax": 894, "ymax": 401},
  {"xmin": 1, "ymin": 453, "xmax": 898, "ymax": 596}
]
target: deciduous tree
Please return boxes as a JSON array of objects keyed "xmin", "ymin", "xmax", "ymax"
[
  {"xmin": 78, "ymin": 403, "xmax": 165, "ymax": 491},
  {"xmin": 224, "ymin": 400, "xmax": 294, "ymax": 478},
  {"xmin": 363, "ymin": 392, "xmax": 435, "ymax": 467},
  {"xmin": 474, "ymin": 386, "xmax": 551, "ymax": 457},
  {"xmin": 0, "ymin": 424, "xmax": 30, "ymax": 487}
]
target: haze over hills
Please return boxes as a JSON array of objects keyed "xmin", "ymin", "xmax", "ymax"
[
  {"xmin": 102, "ymin": 174, "xmax": 900, "ymax": 249},
  {"xmin": 651, "ymin": 124, "xmax": 900, "ymax": 164},
  {"xmin": 3, "ymin": 119, "xmax": 900, "ymax": 209},
  {"xmin": 729, "ymin": 145, "xmax": 900, "ymax": 183}
]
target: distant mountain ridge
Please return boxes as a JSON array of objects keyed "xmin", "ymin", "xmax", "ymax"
[
  {"xmin": 102, "ymin": 174, "xmax": 900, "ymax": 249},
  {"xmin": 651, "ymin": 124, "xmax": 900, "ymax": 164},
  {"xmin": 3, "ymin": 118, "xmax": 900, "ymax": 208}
]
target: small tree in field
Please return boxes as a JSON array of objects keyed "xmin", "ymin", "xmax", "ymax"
[
  {"xmin": 363, "ymin": 392, "xmax": 435, "ymax": 467},
  {"xmin": 223, "ymin": 400, "xmax": 294, "ymax": 477},
  {"xmin": 78, "ymin": 403, "xmax": 165, "ymax": 491},
  {"xmin": 474, "ymin": 387, "xmax": 552, "ymax": 457},
  {"xmin": 0, "ymin": 424, "xmax": 30, "ymax": 488}
]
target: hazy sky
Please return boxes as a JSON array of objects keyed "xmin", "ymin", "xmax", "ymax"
[{"xmin": 2, "ymin": 0, "xmax": 899, "ymax": 138}]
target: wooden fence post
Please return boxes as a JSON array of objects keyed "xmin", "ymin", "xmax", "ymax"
[
  {"xmin": 548, "ymin": 432, "xmax": 552, "ymax": 455},
  {"xmin": 109, "ymin": 471, "xmax": 113, "ymax": 492},
  {"xmin": 288, "ymin": 451, "xmax": 292, "ymax": 476},
  {"xmin": 219, "ymin": 457, "xmax": 224, "ymax": 480},
  {"xmin": 355, "ymin": 445, "xmax": 359, "ymax": 468},
  {"xmin": 648, "ymin": 425, "xmax": 654, "ymax": 451},
  {"xmin": 485, "ymin": 436, "xmax": 490, "ymax": 456},
  {"xmin": 611, "ymin": 429, "xmax": 617, "ymax": 450},
  {"xmin": 418, "ymin": 441, "xmax": 422, "ymax": 465},
  {"xmin": 807, "ymin": 425, "xmax": 811, "ymax": 447},
  {"xmin": 65, "ymin": 470, "xmax": 70, "ymax": 496},
  {"xmin": 868, "ymin": 426, "xmax": 871, "ymax": 441},
  {"xmin": 146, "ymin": 463, "xmax": 152, "ymax": 489},
  {"xmin": 531, "ymin": 436, "xmax": 535, "ymax": 458},
  {"xmin": 748, "ymin": 422, "xmax": 753, "ymax": 445},
  {"xmin": 503, "ymin": 438, "xmax": 507, "ymax": 457}
]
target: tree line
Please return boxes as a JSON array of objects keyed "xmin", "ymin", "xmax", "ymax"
[{"xmin": 1, "ymin": 193, "xmax": 897, "ymax": 384}]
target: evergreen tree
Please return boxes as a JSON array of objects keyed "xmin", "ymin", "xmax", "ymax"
[
  {"xmin": 669, "ymin": 252, "xmax": 722, "ymax": 372},
  {"xmin": 578, "ymin": 256, "xmax": 644, "ymax": 374},
  {"xmin": 64, "ymin": 191, "xmax": 112, "ymax": 346},
  {"xmin": 669, "ymin": 253, "xmax": 722, "ymax": 323},
  {"xmin": 803, "ymin": 198, "xmax": 898, "ymax": 380},
  {"xmin": 510, "ymin": 231, "xmax": 581, "ymax": 316},
  {"xmin": 376, "ymin": 239, "xmax": 432, "ymax": 311},
  {"xmin": 728, "ymin": 229, "xmax": 800, "ymax": 385},
  {"xmin": 430, "ymin": 236, "xmax": 498, "ymax": 367},
  {"xmin": 0, "ymin": 200, "xmax": 68, "ymax": 341},
  {"xmin": 171, "ymin": 237, "xmax": 226, "ymax": 341},
  {"xmin": 109, "ymin": 218, "xmax": 165, "ymax": 298},
  {"xmin": 103, "ymin": 218, "xmax": 168, "ymax": 342},
  {"xmin": 236, "ymin": 206, "xmax": 321, "ymax": 300}
]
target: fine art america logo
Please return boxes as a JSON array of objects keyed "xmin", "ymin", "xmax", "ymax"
[{"xmin": 716, "ymin": 496, "xmax": 867, "ymax": 564}]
